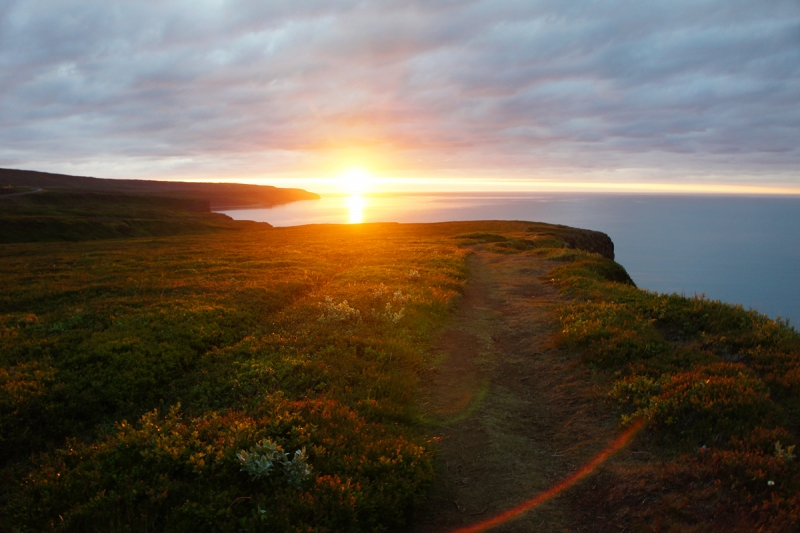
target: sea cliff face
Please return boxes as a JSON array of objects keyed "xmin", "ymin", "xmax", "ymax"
[{"xmin": 532, "ymin": 226, "xmax": 616, "ymax": 260}]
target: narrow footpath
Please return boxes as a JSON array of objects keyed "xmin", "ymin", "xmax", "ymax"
[{"xmin": 412, "ymin": 246, "xmax": 620, "ymax": 533}]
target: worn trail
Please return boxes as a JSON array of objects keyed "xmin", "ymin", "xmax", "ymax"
[{"xmin": 412, "ymin": 248, "xmax": 618, "ymax": 533}]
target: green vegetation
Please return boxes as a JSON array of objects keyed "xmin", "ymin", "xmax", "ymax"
[
  {"xmin": 454, "ymin": 227, "xmax": 616, "ymax": 259},
  {"xmin": 0, "ymin": 190, "xmax": 269, "ymax": 243},
  {"xmin": 536, "ymin": 239, "xmax": 799, "ymax": 531},
  {"xmin": 1, "ymin": 210, "xmax": 797, "ymax": 532},
  {"xmin": 0, "ymin": 221, "xmax": 480, "ymax": 532},
  {"xmin": 447, "ymin": 227, "xmax": 798, "ymax": 530}
]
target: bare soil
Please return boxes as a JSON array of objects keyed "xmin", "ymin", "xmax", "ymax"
[{"xmin": 411, "ymin": 247, "xmax": 621, "ymax": 532}]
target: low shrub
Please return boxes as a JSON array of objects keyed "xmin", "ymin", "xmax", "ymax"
[
  {"xmin": 0, "ymin": 223, "xmax": 469, "ymax": 532},
  {"xmin": 558, "ymin": 301, "xmax": 669, "ymax": 368},
  {"xmin": 612, "ymin": 363, "xmax": 780, "ymax": 443},
  {"xmin": 8, "ymin": 398, "xmax": 433, "ymax": 532},
  {"xmin": 452, "ymin": 232, "xmax": 508, "ymax": 243},
  {"xmin": 550, "ymin": 256, "xmax": 635, "ymax": 286},
  {"xmin": 544, "ymin": 238, "xmax": 800, "ymax": 531}
]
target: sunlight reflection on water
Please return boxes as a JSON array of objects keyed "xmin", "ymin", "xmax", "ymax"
[{"xmin": 346, "ymin": 195, "xmax": 365, "ymax": 224}]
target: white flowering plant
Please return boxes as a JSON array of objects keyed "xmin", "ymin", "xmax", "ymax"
[
  {"xmin": 369, "ymin": 288, "xmax": 408, "ymax": 324},
  {"xmin": 236, "ymin": 439, "xmax": 312, "ymax": 489},
  {"xmin": 319, "ymin": 296, "xmax": 361, "ymax": 323}
]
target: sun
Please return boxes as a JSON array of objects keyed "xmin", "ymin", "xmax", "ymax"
[{"xmin": 339, "ymin": 167, "xmax": 373, "ymax": 195}]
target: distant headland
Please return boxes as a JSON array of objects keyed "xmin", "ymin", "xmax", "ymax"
[
  {"xmin": 0, "ymin": 167, "xmax": 320, "ymax": 210},
  {"xmin": 0, "ymin": 167, "xmax": 320, "ymax": 243}
]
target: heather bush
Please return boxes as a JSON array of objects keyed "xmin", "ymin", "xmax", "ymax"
[
  {"xmin": 541, "ymin": 234, "xmax": 800, "ymax": 531},
  {"xmin": 612, "ymin": 363, "xmax": 779, "ymax": 442},
  {"xmin": 7, "ymin": 398, "xmax": 433, "ymax": 532},
  {"xmin": 559, "ymin": 301, "xmax": 670, "ymax": 368},
  {"xmin": 0, "ymin": 223, "xmax": 470, "ymax": 532}
]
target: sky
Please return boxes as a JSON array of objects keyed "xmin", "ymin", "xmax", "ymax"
[{"xmin": 1, "ymin": 0, "xmax": 799, "ymax": 194}]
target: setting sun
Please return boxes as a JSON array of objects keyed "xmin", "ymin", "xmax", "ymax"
[{"xmin": 339, "ymin": 167, "xmax": 373, "ymax": 195}]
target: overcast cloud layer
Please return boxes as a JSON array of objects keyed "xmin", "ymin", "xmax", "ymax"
[{"xmin": 1, "ymin": 0, "xmax": 799, "ymax": 188}]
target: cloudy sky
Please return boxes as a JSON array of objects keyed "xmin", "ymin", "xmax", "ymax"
[{"xmin": 2, "ymin": 0, "xmax": 799, "ymax": 193}]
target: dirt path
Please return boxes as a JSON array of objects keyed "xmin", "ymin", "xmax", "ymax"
[{"xmin": 412, "ymin": 247, "xmax": 619, "ymax": 532}]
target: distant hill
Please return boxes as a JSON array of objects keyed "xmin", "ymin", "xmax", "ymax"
[
  {"xmin": 0, "ymin": 168, "xmax": 317, "ymax": 243},
  {"xmin": 0, "ymin": 168, "xmax": 320, "ymax": 209},
  {"xmin": 0, "ymin": 189, "xmax": 273, "ymax": 243}
]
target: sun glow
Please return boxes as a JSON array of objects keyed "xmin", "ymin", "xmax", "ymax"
[
  {"xmin": 339, "ymin": 167, "xmax": 373, "ymax": 195},
  {"xmin": 337, "ymin": 167, "xmax": 373, "ymax": 224}
]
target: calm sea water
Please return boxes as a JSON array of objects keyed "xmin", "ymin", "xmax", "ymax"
[{"xmin": 220, "ymin": 194, "xmax": 800, "ymax": 326}]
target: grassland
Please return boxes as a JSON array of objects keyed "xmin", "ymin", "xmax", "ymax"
[
  {"xmin": 0, "ymin": 215, "xmax": 797, "ymax": 532},
  {"xmin": 0, "ymin": 190, "xmax": 270, "ymax": 243},
  {"xmin": 533, "ymin": 236, "xmax": 799, "ymax": 531},
  {"xmin": 449, "ymin": 231, "xmax": 799, "ymax": 531},
  {"xmin": 0, "ymin": 219, "xmax": 484, "ymax": 532}
]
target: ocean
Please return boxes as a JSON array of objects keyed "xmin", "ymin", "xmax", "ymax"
[{"xmin": 219, "ymin": 193, "xmax": 800, "ymax": 326}]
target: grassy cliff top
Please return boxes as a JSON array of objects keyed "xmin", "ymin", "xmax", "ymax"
[
  {"xmin": 0, "ymin": 189, "xmax": 271, "ymax": 243},
  {"xmin": 0, "ymin": 207, "xmax": 797, "ymax": 531}
]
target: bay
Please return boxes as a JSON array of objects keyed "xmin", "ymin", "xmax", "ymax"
[{"xmin": 219, "ymin": 193, "xmax": 800, "ymax": 326}]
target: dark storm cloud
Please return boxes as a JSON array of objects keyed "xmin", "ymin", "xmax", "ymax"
[{"xmin": 1, "ymin": 0, "xmax": 798, "ymax": 182}]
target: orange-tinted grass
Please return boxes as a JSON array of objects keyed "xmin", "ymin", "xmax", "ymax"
[{"xmin": 450, "ymin": 418, "xmax": 646, "ymax": 533}]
